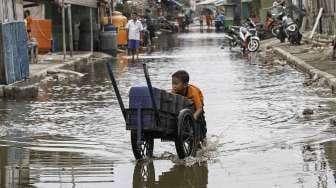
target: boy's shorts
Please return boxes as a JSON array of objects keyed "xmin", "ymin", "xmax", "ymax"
[{"xmin": 128, "ymin": 39, "xmax": 140, "ymax": 49}]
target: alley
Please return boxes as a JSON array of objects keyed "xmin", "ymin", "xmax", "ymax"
[{"xmin": 1, "ymin": 27, "xmax": 336, "ymax": 187}]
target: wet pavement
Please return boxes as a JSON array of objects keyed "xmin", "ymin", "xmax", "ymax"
[{"xmin": 1, "ymin": 27, "xmax": 336, "ymax": 187}]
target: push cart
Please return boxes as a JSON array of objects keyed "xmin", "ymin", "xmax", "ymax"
[{"xmin": 106, "ymin": 62, "xmax": 199, "ymax": 159}]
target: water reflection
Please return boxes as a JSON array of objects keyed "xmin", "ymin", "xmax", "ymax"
[
  {"xmin": 2, "ymin": 26, "xmax": 336, "ymax": 187},
  {"xmin": 0, "ymin": 142, "xmax": 116, "ymax": 188},
  {"xmin": 322, "ymin": 141, "xmax": 336, "ymax": 187},
  {"xmin": 133, "ymin": 160, "xmax": 208, "ymax": 188},
  {"xmin": 0, "ymin": 133, "xmax": 30, "ymax": 187},
  {"xmin": 157, "ymin": 34, "xmax": 178, "ymax": 52}
]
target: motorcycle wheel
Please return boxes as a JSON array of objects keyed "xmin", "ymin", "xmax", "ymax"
[
  {"xmin": 271, "ymin": 26, "xmax": 280, "ymax": 37},
  {"xmin": 247, "ymin": 39, "xmax": 260, "ymax": 52}
]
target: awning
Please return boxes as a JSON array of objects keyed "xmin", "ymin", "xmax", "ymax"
[
  {"xmin": 196, "ymin": 0, "xmax": 234, "ymax": 6},
  {"xmin": 214, "ymin": 0, "xmax": 235, "ymax": 6},
  {"xmin": 64, "ymin": 0, "xmax": 98, "ymax": 8},
  {"xmin": 196, "ymin": 0, "xmax": 217, "ymax": 5},
  {"xmin": 23, "ymin": 0, "xmax": 98, "ymax": 8},
  {"xmin": 168, "ymin": 0, "xmax": 183, "ymax": 7}
]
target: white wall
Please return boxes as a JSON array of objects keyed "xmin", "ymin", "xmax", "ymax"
[{"xmin": 24, "ymin": 4, "xmax": 45, "ymax": 19}]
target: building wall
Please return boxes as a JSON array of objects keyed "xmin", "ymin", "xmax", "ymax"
[
  {"xmin": 25, "ymin": 4, "xmax": 45, "ymax": 19},
  {"xmin": 304, "ymin": 0, "xmax": 336, "ymax": 34},
  {"xmin": 44, "ymin": 2, "xmax": 98, "ymax": 52},
  {"xmin": 0, "ymin": 0, "xmax": 24, "ymax": 22},
  {"xmin": 258, "ymin": 0, "xmax": 272, "ymax": 22}
]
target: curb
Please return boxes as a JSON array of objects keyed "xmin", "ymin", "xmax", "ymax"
[
  {"xmin": 0, "ymin": 53, "xmax": 114, "ymax": 99},
  {"xmin": 272, "ymin": 47, "xmax": 336, "ymax": 92}
]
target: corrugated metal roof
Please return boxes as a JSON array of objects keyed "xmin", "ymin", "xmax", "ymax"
[{"xmin": 23, "ymin": 0, "xmax": 98, "ymax": 8}]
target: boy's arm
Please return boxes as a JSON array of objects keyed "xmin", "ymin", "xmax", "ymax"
[
  {"xmin": 126, "ymin": 21, "xmax": 129, "ymax": 38},
  {"xmin": 193, "ymin": 107, "xmax": 203, "ymax": 120}
]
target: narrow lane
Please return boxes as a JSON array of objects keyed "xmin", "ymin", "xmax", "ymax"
[{"xmin": 1, "ymin": 27, "xmax": 336, "ymax": 187}]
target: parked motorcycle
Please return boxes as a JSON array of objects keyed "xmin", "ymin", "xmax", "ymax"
[
  {"xmin": 223, "ymin": 19, "xmax": 260, "ymax": 53},
  {"xmin": 270, "ymin": 5, "xmax": 302, "ymax": 45},
  {"xmin": 215, "ymin": 19, "xmax": 225, "ymax": 32},
  {"xmin": 215, "ymin": 14, "xmax": 226, "ymax": 32}
]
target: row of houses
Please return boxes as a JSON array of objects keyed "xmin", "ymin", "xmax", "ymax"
[
  {"xmin": 195, "ymin": 0, "xmax": 336, "ymax": 35},
  {"xmin": 255, "ymin": 0, "xmax": 335, "ymax": 35},
  {"xmin": 0, "ymin": 0, "xmax": 119, "ymax": 84},
  {"xmin": 0, "ymin": 0, "xmax": 126, "ymax": 53}
]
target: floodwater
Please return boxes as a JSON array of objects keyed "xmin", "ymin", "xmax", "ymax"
[{"xmin": 1, "ymin": 27, "xmax": 336, "ymax": 188}]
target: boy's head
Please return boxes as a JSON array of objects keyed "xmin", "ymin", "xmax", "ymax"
[
  {"xmin": 172, "ymin": 70, "xmax": 189, "ymax": 94},
  {"xmin": 24, "ymin": 10, "xmax": 30, "ymax": 18}
]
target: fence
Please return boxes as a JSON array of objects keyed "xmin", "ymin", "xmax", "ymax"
[
  {"xmin": 304, "ymin": 0, "xmax": 336, "ymax": 34},
  {"xmin": 0, "ymin": 21, "xmax": 29, "ymax": 84}
]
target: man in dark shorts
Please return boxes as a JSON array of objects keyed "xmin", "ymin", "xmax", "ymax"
[{"xmin": 126, "ymin": 13, "xmax": 143, "ymax": 62}]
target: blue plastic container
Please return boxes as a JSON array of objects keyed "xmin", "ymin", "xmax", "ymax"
[
  {"xmin": 128, "ymin": 86, "xmax": 162, "ymax": 127},
  {"xmin": 104, "ymin": 24, "xmax": 116, "ymax": 32}
]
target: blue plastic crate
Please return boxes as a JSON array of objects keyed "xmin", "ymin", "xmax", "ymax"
[{"xmin": 129, "ymin": 86, "xmax": 162, "ymax": 109}]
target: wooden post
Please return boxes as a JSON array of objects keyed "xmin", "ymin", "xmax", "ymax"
[
  {"xmin": 62, "ymin": 1, "xmax": 66, "ymax": 62},
  {"xmin": 97, "ymin": 4, "xmax": 100, "ymax": 31},
  {"xmin": 12, "ymin": 0, "xmax": 16, "ymax": 20},
  {"xmin": 309, "ymin": 8, "xmax": 323, "ymax": 39},
  {"xmin": 0, "ymin": 0, "xmax": 3, "ymax": 23},
  {"xmin": 111, "ymin": 0, "xmax": 114, "ymax": 12},
  {"xmin": 67, "ymin": 4, "xmax": 73, "ymax": 57},
  {"xmin": 90, "ymin": 8, "xmax": 93, "ymax": 55},
  {"xmin": 109, "ymin": 0, "xmax": 113, "ymax": 21}
]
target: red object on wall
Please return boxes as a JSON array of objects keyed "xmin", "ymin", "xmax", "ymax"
[{"xmin": 31, "ymin": 19, "xmax": 52, "ymax": 53}]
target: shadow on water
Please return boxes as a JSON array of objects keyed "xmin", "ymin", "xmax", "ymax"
[{"xmin": 133, "ymin": 160, "xmax": 208, "ymax": 188}]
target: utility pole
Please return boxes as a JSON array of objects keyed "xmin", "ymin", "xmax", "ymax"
[
  {"xmin": 90, "ymin": 8, "xmax": 93, "ymax": 55},
  {"xmin": 234, "ymin": 0, "xmax": 242, "ymax": 25},
  {"xmin": 67, "ymin": 4, "xmax": 73, "ymax": 57},
  {"xmin": 62, "ymin": 0, "xmax": 66, "ymax": 62}
]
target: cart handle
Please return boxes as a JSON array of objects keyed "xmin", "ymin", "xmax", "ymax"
[
  {"xmin": 106, "ymin": 62, "xmax": 126, "ymax": 122},
  {"xmin": 143, "ymin": 63, "xmax": 161, "ymax": 124}
]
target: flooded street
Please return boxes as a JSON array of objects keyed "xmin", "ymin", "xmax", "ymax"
[{"xmin": 2, "ymin": 27, "xmax": 336, "ymax": 187}]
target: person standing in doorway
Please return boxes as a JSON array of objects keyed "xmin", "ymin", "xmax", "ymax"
[
  {"xmin": 126, "ymin": 12, "xmax": 143, "ymax": 62},
  {"xmin": 24, "ymin": 10, "xmax": 33, "ymax": 40}
]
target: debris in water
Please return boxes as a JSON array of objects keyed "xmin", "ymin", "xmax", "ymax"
[
  {"xmin": 330, "ymin": 117, "xmax": 336, "ymax": 126},
  {"xmin": 0, "ymin": 126, "xmax": 7, "ymax": 137},
  {"xmin": 302, "ymin": 108, "xmax": 314, "ymax": 115}
]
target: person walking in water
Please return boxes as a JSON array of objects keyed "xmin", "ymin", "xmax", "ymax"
[
  {"xmin": 126, "ymin": 12, "xmax": 143, "ymax": 62},
  {"xmin": 199, "ymin": 14, "xmax": 204, "ymax": 29}
]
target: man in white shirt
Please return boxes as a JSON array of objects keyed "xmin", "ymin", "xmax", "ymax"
[{"xmin": 126, "ymin": 13, "xmax": 143, "ymax": 62}]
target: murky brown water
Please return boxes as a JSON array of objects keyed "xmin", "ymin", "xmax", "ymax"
[{"xmin": 2, "ymin": 27, "xmax": 336, "ymax": 187}]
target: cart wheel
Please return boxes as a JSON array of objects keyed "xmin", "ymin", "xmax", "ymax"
[
  {"xmin": 175, "ymin": 109, "xmax": 197, "ymax": 159},
  {"xmin": 131, "ymin": 131, "xmax": 154, "ymax": 160}
]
